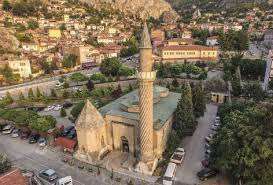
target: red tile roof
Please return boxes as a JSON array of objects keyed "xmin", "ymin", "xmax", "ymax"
[
  {"xmin": 0, "ymin": 168, "xmax": 28, "ymax": 185},
  {"xmin": 54, "ymin": 137, "xmax": 77, "ymax": 150}
]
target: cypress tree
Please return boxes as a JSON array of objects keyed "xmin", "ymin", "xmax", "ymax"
[
  {"xmin": 5, "ymin": 91, "xmax": 13, "ymax": 104},
  {"xmin": 28, "ymin": 88, "xmax": 35, "ymax": 100},
  {"xmin": 192, "ymin": 82, "xmax": 206, "ymax": 118},
  {"xmin": 18, "ymin": 91, "xmax": 25, "ymax": 101},
  {"xmin": 174, "ymin": 83, "xmax": 195, "ymax": 136},
  {"xmin": 232, "ymin": 66, "xmax": 242, "ymax": 96}
]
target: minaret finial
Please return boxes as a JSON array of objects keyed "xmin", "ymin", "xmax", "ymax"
[{"xmin": 139, "ymin": 22, "xmax": 152, "ymax": 49}]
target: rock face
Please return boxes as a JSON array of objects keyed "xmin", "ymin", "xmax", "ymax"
[{"xmin": 81, "ymin": 0, "xmax": 178, "ymax": 20}]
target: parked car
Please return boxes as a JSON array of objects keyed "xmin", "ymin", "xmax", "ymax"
[
  {"xmin": 29, "ymin": 134, "xmax": 40, "ymax": 144},
  {"xmin": 197, "ymin": 168, "xmax": 218, "ymax": 181},
  {"xmin": 39, "ymin": 169, "xmax": 58, "ymax": 182},
  {"xmin": 55, "ymin": 176, "xmax": 73, "ymax": 185},
  {"xmin": 170, "ymin": 148, "xmax": 185, "ymax": 165},
  {"xmin": 38, "ymin": 137, "xmax": 47, "ymax": 147},
  {"xmin": 66, "ymin": 128, "xmax": 76, "ymax": 139},
  {"xmin": 205, "ymin": 134, "xmax": 214, "ymax": 143},
  {"xmin": 205, "ymin": 143, "xmax": 210, "ymax": 150},
  {"xmin": 11, "ymin": 129, "xmax": 20, "ymax": 138},
  {"xmin": 61, "ymin": 126, "xmax": 74, "ymax": 137},
  {"xmin": 0, "ymin": 123, "xmax": 7, "ymax": 131},
  {"xmin": 163, "ymin": 162, "xmax": 177, "ymax": 185},
  {"xmin": 44, "ymin": 106, "xmax": 54, "ymax": 112},
  {"xmin": 20, "ymin": 131, "xmax": 31, "ymax": 140},
  {"xmin": 53, "ymin": 104, "xmax": 62, "ymax": 111},
  {"xmin": 2, "ymin": 125, "xmax": 14, "ymax": 134},
  {"xmin": 63, "ymin": 101, "xmax": 73, "ymax": 108}
]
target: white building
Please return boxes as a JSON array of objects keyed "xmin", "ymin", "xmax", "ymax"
[{"xmin": 7, "ymin": 59, "xmax": 32, "ymax": 78}]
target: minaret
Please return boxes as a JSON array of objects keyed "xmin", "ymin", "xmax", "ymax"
[{"xmin": 137, "ymin": 22, "xmax": 156, "ymax": 163}]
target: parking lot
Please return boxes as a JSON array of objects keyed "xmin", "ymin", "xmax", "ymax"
[
  {"xmin": 0, "ymin": 133, "xmax": 109, "ymax": 185},
  {"xmin": 174, "ymin": 104, "xmax": 224, "ymax": 185}
]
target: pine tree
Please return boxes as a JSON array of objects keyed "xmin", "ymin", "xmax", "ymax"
[
  {"xmin": 172, "ymin": 78, "xmax": 179, "ymax": 88},
  {"xmin": 50, "ymin": 88, "xmax": 57, "ymax": 98},
  {"xmin": 232, "ymin": 66, "xmax": 242, "ymax": 96},
  {"xmin": 112, "ymin": 84, "xmax": 123, "ymax": 98},
  {"xmin": 174, "ymin": 83, "xmax": 195, "ymax": 136},
  {"xmin": 5, "ymin": 92, "xmax": 13, "ymax": 104},
  {"xmin": 18, "ymin": 91, "xmax": 25, "ymax": 101},
  {"xmin": 36, "ymin": 87, "xmax": 42, "ymax": 99},
  {"xmin": 86, "ymin": 80, "xmax": 95, "ymax": 91},
  {"xmin": 192, "ymin": 82, "xmax": 206, "ymax": 118},
  {"xmin": 28, "ymin": 88, "xmax": 35, "ymax": 100},
  {"xmin": 60, "ymin": 108, "xmax": 67, "ymax": 117}
]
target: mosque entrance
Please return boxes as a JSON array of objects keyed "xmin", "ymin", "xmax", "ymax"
[{"xmin": 121, "ymin": 136, "xmax": 129, "ymax": 153}]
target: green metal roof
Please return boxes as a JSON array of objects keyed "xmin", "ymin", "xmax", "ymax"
[{"xmin": 99, "ymin": 86, "xmax": 180, "ymax": 130}]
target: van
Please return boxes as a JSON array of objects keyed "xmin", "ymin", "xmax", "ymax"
[
  {"xmin": 55, "ymin": 176, "xmax": 73, "ymax": 185},
  {"xmin": 163, "ymin": 162, "xmax": 177, "ymax": 185}
]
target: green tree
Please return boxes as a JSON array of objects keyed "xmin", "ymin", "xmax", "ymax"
[
  {"xmin": 36, "ymin": 87, "xmax": 42, "ymax": 99},
  {"xmin": 231, "ymin": 66, "xmax": 242, "ymax": 96},
  {"xmin": 27, "ymin": 20, "xmax": 39, "ymax": 30},
  {"xmin": 2, "ymin": 0, "xmax": 12, "ymax": 11},
  {"xmin": 59, "ymin": 23, "xmax": 66, "ymax": 31},
  {"xmin": 70, "ymin": 73, "xmax": 88, "ymax": 83},
  {"xmin": 62, "ymin": 90, "xmax": 69, "ymax": 99},
  {"xmin": 30, "ymin": 115, "xmax": 56, "ymax": 132},
  {"xmin": 50, "ymin": 88, "xmax": 57, "ymax": 98},
  {"xmin": 62, "ymin": 54, "xmax": 77, "ymax": 68},
  {"xmin": 211, "ymin": 103, "xmax": 273, "ymax": 185},
  {"xmin": 171, "ymin": 78, "xmax": 179, "ymax": 88},
  {"xmin": 18, "ymin": 91, "xmax": 25, "ymax": 101},
  {"xmin": 174, "ymin": 83, "xmax": 195, "ymax": 136},
  {"xmin": 86, "ymin": 80, "xmax": 95, "ymax": 91},
  {"xmin": 192, "ymin": 83, "xmax": 206, "ymax": 117},
  {"xmin": 28, "ymin": 88, "xmax": 35, "ymax": 100},
  {"xmin": 5, "ymin": 92, "xmax": 13, "ymax": 104},
  {"xmin": 0, "ymin": 153, "xmax": 11, "ymax": 174},
  {"xmin": 100, "ymin": 57, "xmax": 122, "ymax": 77},
  {"xmin": 71, "ymin": 101, "xmax": 85, "ymax": 118},
  {"xmin": 243, "ymin": 82, "xmax": 265, "ymax": 102},
  {"xmin": 60, "ymin": 108, "xmax": 66, "ymax": 117}
]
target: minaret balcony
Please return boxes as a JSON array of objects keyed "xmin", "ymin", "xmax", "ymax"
[{"xmin": 137, "ymin": 71, "xmax": 157, "ymax": 81}]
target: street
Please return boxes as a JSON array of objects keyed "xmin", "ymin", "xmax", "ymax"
[
  {"xmin": 0, "ymin": 68, "xmax": 99, "ymax": 98},
  {"xmin": 175, "ymin": 104, "xmax": 219, "ymax": 185},
  {"xmin": 0, "ymin": 134, "xmax": 108, "ymax": 185}
]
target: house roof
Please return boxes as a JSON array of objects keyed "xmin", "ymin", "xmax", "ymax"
[
  {"xmin": 161, "ymin": 45, "xmax": 218, "ymax": 51},
  {"xmin": 99, "ymin": 86, "xmax": 180, "ymax": 130},
  {"xmin": 54, "ymin": 137, "xmax": 77, "ymax": 150},
  {"xmin": 0, "ymin": 168, "xmax": 28, "ymax": 185}
]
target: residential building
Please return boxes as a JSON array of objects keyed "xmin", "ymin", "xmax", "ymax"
[
  {"xmin": 166, "ymin": 38, "xmax": 195, "ymax": 46},
  {"xmin": 159, "ymin": 45, "xmax": 218, "ymax": 63},
  {"xmin": 206, "ymin": 36, "xmax": 219, "ymax": 46},
  {"xmin": 7, "ymin": 59, "xmax": 32, "ymax": 78},
  {"xmin": 48, "ymin": 29, "xmax": 62, "ymax": 38},
  {"xmin": 0, "ymin": 168, "xmax": 28, "ymax": 185}
]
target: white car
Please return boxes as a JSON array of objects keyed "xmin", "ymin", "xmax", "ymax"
[
  {"xmin": 170, "ymin": 147, "xmax": 185, "ymax": 165},
  {"xmin": 11, "ymin": 129, "xmax": 20, "ymax": 138},
  {"xmin": 44, "ymin": 105, "xmax": 54, "ymax": 111},
  {"xmin": 205, "ymin": 134, "xmax": 214, "ymax": 142},
  {"xmin": 2, "ymin": 125, "xmax": 14, "ymax": 135},
  {"xmin": 53, "ymin": 105, "xmax": 62, "ymax": 111}
]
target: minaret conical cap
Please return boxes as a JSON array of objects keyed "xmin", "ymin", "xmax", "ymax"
[{"xmin": 139, "ymin": 22, "xmax": 152, "ymax": 49}]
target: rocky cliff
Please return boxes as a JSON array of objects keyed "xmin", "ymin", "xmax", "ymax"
[{"xmin": 81, "ymin": 0, "xmax": 178, "ymax": 20}]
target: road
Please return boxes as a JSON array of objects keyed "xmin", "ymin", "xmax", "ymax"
[
  {"xmin": 0, "ymin": 134, "xmax": 108, "ymax": 185},
  {"xmin": 0, "ymin": 68, "xmax": 99, "ymax": 98},
  {"xmin": 175, "ymin": 104, "xmax": 218, "ymax": 185}
]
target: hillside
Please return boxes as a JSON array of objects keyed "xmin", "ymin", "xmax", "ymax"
[
  {"xmin": 80, "ymin": 0, "xmax": 178, "ymax": 20},
  {"xmin": 167, "ymin": 0, "xmax": 273, "ymax": 11}
]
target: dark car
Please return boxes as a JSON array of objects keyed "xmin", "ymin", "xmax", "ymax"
[
  {"xmin": 66, "ymin": 128, "xmax": 76, "ymax": 139},
  {"xmin": 61, "ymin": 126, "xmax": 74, "ymax": 137},
  {"xmin": 197, "ymin": 168, "xmax": 218, "ymax": 181},
  {"xmin": 21, "ymin": 131, "xmax": 31, "ymax": 140},
  {"xmin": 63, "ymin": 101, "xmax": 73, "ymax": 108},
  {"xmin": 29, "ymin": 134, "xmax": 40, "ymax": 144},
  {"xmin": 39, "ymin": 169, "xmax": 58, "ymax": 182}
]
